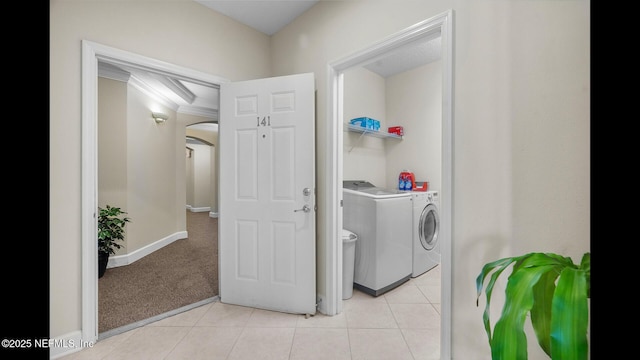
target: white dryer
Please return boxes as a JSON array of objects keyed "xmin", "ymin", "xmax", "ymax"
[
  {"xmin": 411, "ymin": 190, "xmax": 441, "ymax": 277},
  {"xmin": 343, "ymin": 181, "xmax": 413, "ymax": 296}
]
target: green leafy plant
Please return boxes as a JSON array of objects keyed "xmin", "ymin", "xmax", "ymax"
[
  {"xmin": 476, "ymin": 252, "xmax": 590, "ymax": 360},
  {"xmin": 98, "ymin": 205, "xmax": 131, "ymax": 255}
]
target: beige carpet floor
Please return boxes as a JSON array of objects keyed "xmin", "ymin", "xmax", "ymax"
[{"xmin": 98, "ymin": 211, "xmax": 218, "ymax": 334}]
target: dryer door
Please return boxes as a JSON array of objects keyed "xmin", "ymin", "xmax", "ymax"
[{"xmin": 419, "ymin": 203, "xmax": 440, "ymax": 251}]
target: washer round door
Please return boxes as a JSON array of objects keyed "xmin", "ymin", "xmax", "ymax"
[{"xmin": 418, "ymin": 203, "xmax": 439, "ymax": 251}]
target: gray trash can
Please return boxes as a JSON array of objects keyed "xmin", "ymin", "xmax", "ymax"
[{"xmin": 342, "ymin": 229, "xmax": 358, "ymax": 300}]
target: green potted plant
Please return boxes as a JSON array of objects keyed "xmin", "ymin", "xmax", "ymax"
[
  {"xmin": 476, "ymin": 252, "xmax": 590, "ymax": 360},
  {"xmin": 97, "ymin": 205, "xmax": 131, "ymax": 278}
]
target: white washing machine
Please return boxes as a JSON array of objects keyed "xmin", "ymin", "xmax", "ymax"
[
  {"xmin": 411, "ymin": 190, "xmax": 441, "ymax": 277},
  {"xmin": 343, "ymin": 181, "xmax": 413, "ymax": 296}
]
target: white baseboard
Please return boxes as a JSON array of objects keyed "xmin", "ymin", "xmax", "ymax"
[
  {"xmin": 186, "ymin": 205, "xmax": 211, "ymax": 213},
  {"xmin": 209, "ymin": 211, "xmax": 218, "ymax": 218},
  {"xmin": 107, "ymin": 231, "xmax": 188, "ymax": 269}
]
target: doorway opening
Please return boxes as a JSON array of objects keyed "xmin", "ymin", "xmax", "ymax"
[
  {"xmin": 326, "ymin": 10, "xmax": 454, "ymax": 358},
  {"xmin": 82, "ymin": 40, "xmax": 229, "ymax": 343}
]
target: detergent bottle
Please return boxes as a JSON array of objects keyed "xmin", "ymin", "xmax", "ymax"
[
  {"xmin": 398, "ymin": 172, "xmax": 406, "ymax": 191},
  {"xmin": 399, "ymin": 170, "xmax": 415, "ymax": 191}
]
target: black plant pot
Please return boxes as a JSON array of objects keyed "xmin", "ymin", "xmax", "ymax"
[{"xmin": 98, "ymin": 251, "xmax": 109, "ymax": 278}]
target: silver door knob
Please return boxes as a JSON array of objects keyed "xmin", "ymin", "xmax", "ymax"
[{"xmin": 294, "ymin": 205, "xmax": 311, "ymax": 213}]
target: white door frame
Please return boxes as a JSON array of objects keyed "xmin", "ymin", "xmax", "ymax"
[
  {"xmin": 81, "ymin": 40, "xmax": 229, "ymax": 343},
  {"xmin": 325, "ymin": 10, "xmax": 454, "ymax": 359}
]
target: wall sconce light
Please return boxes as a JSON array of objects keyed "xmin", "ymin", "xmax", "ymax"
[{"xmin": 152, "ymin": 112, "xmax": 169, "ymax": 124}]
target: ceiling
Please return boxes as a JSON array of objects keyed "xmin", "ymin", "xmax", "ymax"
[
  {"xmin": 195, "ymin": 0, "xmax": 320, "ymax": 36},
  {"xmin": 98, "ymin": 1, "xmax": 441, "ymax": 132}
]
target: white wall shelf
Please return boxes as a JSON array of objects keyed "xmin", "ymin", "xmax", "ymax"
[
  {"xmin": 344, "ymin": 123, "xmax": 403, "ymax": 139},
  {"xmin": 344, "ymin": 123, "xmax": 402, "ymax": 153}
]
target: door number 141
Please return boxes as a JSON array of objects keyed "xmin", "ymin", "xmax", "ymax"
[{"xmin": 257, "ymin": 116, "xmax": 271, "ymax": 127}]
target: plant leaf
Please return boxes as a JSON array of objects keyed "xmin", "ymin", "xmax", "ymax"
[
  {"xmin": 579, "ymin": 253, "xmax": 590, "ymax": 299},
  {"xmin": 530, "ymin": 267, "xmax": 559, "ymax": 356},
  {"xmin": 491, "ymin": 263, "xmax": 556, "ymax": 360},
  {"xmin": 476, "ymin": 256, "xmax": 520, "ymax": 342},
  {"xmin": 477, "ymin": 252, "xmax": 589, "ymax": 360},
  {"xmin": 550, "ymin": 267, "xmax": 588, "ymax": 360}
]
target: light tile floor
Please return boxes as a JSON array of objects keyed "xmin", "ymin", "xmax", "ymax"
[{"xmin": 61, "ymin": 265, "xmax": 440, "ymax": 360}]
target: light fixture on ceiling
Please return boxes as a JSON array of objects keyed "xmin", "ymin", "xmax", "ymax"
[{"xmin": 152, "ymin": 112, "xmax": 168, "ymax": 124}]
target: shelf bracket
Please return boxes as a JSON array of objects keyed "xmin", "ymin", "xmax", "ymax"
[{"xmin": 348, "ymin": 131, "xmax": 367, "ymax": 153}]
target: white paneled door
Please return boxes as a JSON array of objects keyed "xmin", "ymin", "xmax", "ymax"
[{"xmin": 219, "ymin": 73, "xmax": 316, "ymax": 315}]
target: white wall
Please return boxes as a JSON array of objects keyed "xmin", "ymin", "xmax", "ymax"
[
  {"xmin": 342, "ymin": 60, "xmax": 442, "ymax": 192},
  {"xmin": 98, "ymin": 78, "xmax": 128, "ymax": 248},
  {"xmin": 127, "ymin": 84, "xmax": 182, "ymax": 253},
  {"xmin": 270, "ymin": 1, "xmax": 590, "ymax": 359},
  {"xmin": 186, "ymin": 147, "xmax": 194, "ymax": 207},
  {"xmin": 99, "ymin": 75, "xmax": 183, "ymax": 257},
  {"xmin": 343, "ymin": 67, "xmax": 387, "ymax": 186},
  {"xmin": 343, "ymin": 60, "xmax": 442, "ymax": 190},
  {"xmin": 386, "ymin": 60, "xmax": 442, "ymax": 192},
  {"xmin": 189, "ymin": 143, "xmax": 212, "ymax": 209}
]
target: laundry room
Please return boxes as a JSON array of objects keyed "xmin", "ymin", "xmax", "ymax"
[
  {"xmin": 341, "ymin": 34, "xmax": 444, "ymax": 298},
  {"xmin": 343, "ymin": 36, "xmax": 442, "ymax": 193}
]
